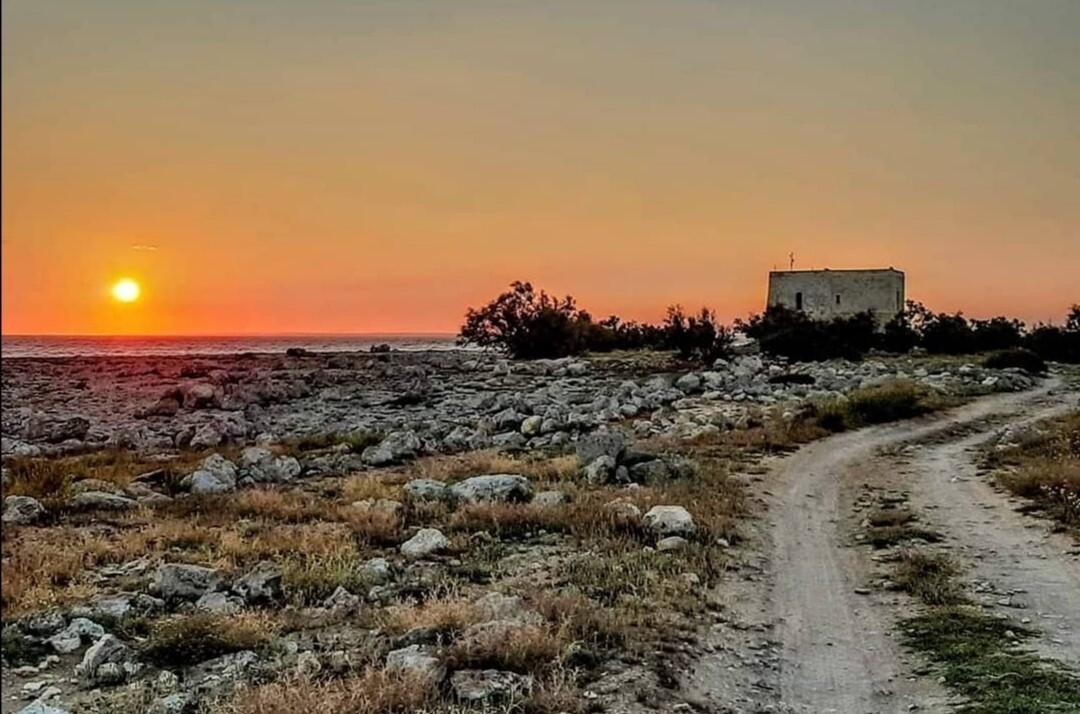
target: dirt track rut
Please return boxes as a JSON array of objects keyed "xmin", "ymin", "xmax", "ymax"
[{"xmin": 684, "ymin": 381, "xmax": 1079, "ymax": 713}]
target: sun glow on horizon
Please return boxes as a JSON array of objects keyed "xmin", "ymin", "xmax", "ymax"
[{"xmin": 111, "ymin": 279, "xmax": 141, "ymax": 303}]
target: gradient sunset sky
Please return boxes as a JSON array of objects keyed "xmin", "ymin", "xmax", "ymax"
[{"xmin": 3, "ymin": 0, "xmax": 1078, "ymax": 336}]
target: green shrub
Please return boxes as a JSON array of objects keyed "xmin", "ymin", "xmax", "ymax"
[{"xmin": 816, "ymin": 382, "xmax": 931, "ymax": 432}]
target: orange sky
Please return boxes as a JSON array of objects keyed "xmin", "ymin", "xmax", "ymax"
[{"xmin": 3, "ymin": 0, "xmax": 1078, "ymax": 335}]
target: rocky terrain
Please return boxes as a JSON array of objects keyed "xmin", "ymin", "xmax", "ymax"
[
  {"xmin": 0, "ymin": 348, "xmax": 1064, "ymax": 714},
  {"xmin": 1, "ymin": 350, "xmax": 1039, "ymax": 460}
]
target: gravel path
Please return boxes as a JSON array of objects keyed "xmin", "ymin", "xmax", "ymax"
[{"xmin": 685, "ymin": 379, "xmax": 1078, "ymax": 713}]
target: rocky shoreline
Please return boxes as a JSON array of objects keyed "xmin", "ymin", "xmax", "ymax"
[{"xmin": 2, "ymin": 349, "xmax": 1039, "ymax": 463}]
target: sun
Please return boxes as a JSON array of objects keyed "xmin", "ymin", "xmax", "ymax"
[{"xmin": 111, "ymin": 279, "xmax": 141, "ymax": 303}]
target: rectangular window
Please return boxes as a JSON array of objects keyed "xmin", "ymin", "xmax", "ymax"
[
  {"xmin": 795, "ymin": 292, "xmax": 803, "ymax": 311},
  {"xmin": 835, "ymin": 294, "xmax": 841, "ymax": 306}
]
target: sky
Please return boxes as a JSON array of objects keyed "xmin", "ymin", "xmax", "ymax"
[{"xmin": 2, "ymin": 0, "xmax": 1078, "ymax": 336}]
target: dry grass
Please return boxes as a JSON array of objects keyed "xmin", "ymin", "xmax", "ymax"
[
  {"xmin": 816, "ymin": 381, "xmax": 933, "ymax": 432},
  {"xmin": 142, "ymin": 611, "xmax": 279, "ymax": 667},
  {"xmin": 342, "ymin": 474, "xmax": 406, "ymax": 503},
  {"xmin": 219, "ymin": 671, "xmax": 438, "ymax": 714},
  {"xmin": 446, "ymin": 621, "xmax": 564, "ymax": 676},
  {"xmin": 1, "ymin": 450, "xmax": 221, "ymax": 507},
  {"xmin": 379, "ymin": 593, "xmax": 479, "ymax": 638},
  {"xmin": 988, "ymin": 411, "xmax": 1080, "ymax": 532},
  {"xmin": 893, "ymin": 550, "xmax": 966, "ymax": 606},
  {"xmin": 405, "ymin": 450, "xmax": 579, "ymax": 484},
  {"xmin": 867, "ymin": 508, "xmax": 915, "ymax": 528}
]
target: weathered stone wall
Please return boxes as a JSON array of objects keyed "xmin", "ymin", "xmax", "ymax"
[{"xmin": 767, "ymin": 269, "xmax": 904, "ymax": 321}]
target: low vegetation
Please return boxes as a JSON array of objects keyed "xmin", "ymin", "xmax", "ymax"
[
  {"xmin": 815, "ymin": 381, "xmax": 934, "ymax": 432},
  {"xmin": 142, "ymin": 612, "xmax": 278, "ymax": 668},
  {"xmin": 461, "ymin": 283, "xmax": 1079, "ymax": 365},
  {"xmin": 892, "ymin": 550, "xmax": 965, "ymax": 606},
  {"xmin": 458, "ymin": 280, "xmax": 731, "ymax": 360},
  {"xmin": 902, "ymin": 609, "xmax": 1080, "ymax": 713},
  {"xmin": 984, "ymin": 411, "xmax": 1080, "ymax": 533},
  {"xmin": 885, "ymin": 512, "xmax": 1080, "ymax": 712}
]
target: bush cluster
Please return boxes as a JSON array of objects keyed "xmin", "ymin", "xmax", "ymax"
[
  {"xmin": 459, "ymin": 281, "xmax": 731, "ymax": 361},
  {"xmin": 738, "ymin": 302, "xmax": 1078, "ymax": 364},
  {"xmin": 460, "ymin": 282, "xmax": 1079, "ymax": 365}
]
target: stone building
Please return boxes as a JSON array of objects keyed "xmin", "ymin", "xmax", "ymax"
[{"xmin": 767, "ymin": 268, "xmax": 905, "ymax": 321}]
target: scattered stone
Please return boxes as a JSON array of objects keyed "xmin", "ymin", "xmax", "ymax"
[
  {"xmin": 450, "ymin": 474, "xmax": 533, "ymax": 504},
  {"xmin": 239, "ymin": 447, "xmax": 301, "ymax": 483},
  {"xmin": 643, "ymin": 505, "xmax": 696, "ymax": 536},
  {"xmin": 48, "ymin": 618, "xmax": 104, "ymax": 654},
  {"xmin": 583, "ymin": 455, "xmax": 617, "ymax": 485},
  {"xmin": 576, "ymin": 431, "xmax": 627, "ymax": 464},
  {"xmin": 195, "ymin": 591, "xmax": 244, "ymax": 615},
  {"xmin": 3, "ymin": 495, "xmax": 45, "ymax": 525},
  {"xmin": 450, "ymin": 669, "xmax": 534, "ymax": 702},
  {"xmin": 233, "ymin": 561, "xmax": 283, "ymax": 604},
  {"xmin": 386, "ymin": 644, "xmax": 446, "ymax": 684},
  {"xmin": 71, "ymin": 491, "xmax": 137, "ymax": 510},
  {"xmin": 534, "ymin": 490, "xmax": 570, "ymax": 506},
  {"xmin": 76, "ymin": 634, "xmax": 137, "ymax": 685},
  {"xmin": 404, "ymin": 479, "xmax": 450, "ymax": 502},
  {"xmin": 657, "ymin": 536, "xmax": 689, "ymax": 552},
  {"xmin": 152, "ymin": 563, "xmax": 224, "ymax": 601},
  {"xmin": 400, "ymin": 528, "xmax": 450, "ymax": 559},
  {"xmin": 362, "ymin": 430, "xmax": 421, "ymax": 466}
]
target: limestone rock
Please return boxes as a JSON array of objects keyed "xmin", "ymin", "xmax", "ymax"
[
  {"xmin": 404, "ymin": 479, "xmax": 449, "ymax": 503},
  {"xmin": 152, "ymin": 563, "xmax": 224, "ymax": 601},
  {"xmin": 362, "ymin": 430, "xmax": 421, "ymax": 466},
  {"xmin": 71, "ymin": 491, "xmax": 137, "ymax": 510},
  {"xmin": 450, "ymin": 669, "xmax": 534, "ymax": 702},
  {"xmin": 2, "ymin": 495, "xmax": 45, "ymax": 525},
  {"xmin": 386, "ymin": 644, "xmax": 445, "ymax": 684},
  {"xmin": 643, "ymin": 505, "xmax": 696, "ymax": 537},
  {"xmin": 48, "ymin": 618, "xmax": 105, "ymax": 654},
  {"xmin": 233, "ymin": 561, "xmax": 283, "ymax": 604},
  {"xmin": 239, "ymin": 447, "xmax": 301, "ymax": 483},
  {"xmin": 195, "ymin": 591, "xmax": 244, "ymax": 614},
  {"xmin": 76, "ymin": 634, "xmax": 137, "ymax": 685},
  {"xmin": 449, "ymin": 474, "xmax": 533, "ymax": 504},
  {"xmin": 400, "ymin": 528, "xmax": 449, "ymax": 559},
  {"xmin": 575, "ymin": 431, "xmax": 626, "ymax": 464}
]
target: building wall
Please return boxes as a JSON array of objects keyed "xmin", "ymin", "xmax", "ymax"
[{"xmin": 767, "ymin": 269, "xmax": 904, "ymax": 321}]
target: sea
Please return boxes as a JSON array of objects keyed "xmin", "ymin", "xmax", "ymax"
[{"xmin": 0, "ymin": 334, "xmax": 462, "ymax": 359}]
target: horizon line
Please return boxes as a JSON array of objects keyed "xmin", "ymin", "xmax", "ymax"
[{"xmin": 0, "ymin": 331, "xmax": 459, "ymax": 339}]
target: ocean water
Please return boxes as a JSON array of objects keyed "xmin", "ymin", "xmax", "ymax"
[{"xmin": 0, "ymin": 334, "xmax": 461, "ymax": 359}]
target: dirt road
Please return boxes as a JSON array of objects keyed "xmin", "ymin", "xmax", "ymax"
[{"xmin": 684, "ymin": 381, "xmax": 1079, "ymax": 713}]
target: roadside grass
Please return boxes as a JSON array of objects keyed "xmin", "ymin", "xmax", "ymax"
[
  {"xmin": 816, "ymin": 381, "xmax": 934, "ymax": 432},
  {"xmin": 892, "ymin": 551, "xmax": 966, "ymax": 606},
  {"xmin": 902, "ymin": 609, "xmax": 1080, "ymax": 714},
  {"xmin": 889, "ymin": 529, "xmax": 1080, "ymax": 712},
  {"xmin": 983, "ymin": 411, "xmax": 1079, "ymax": 534},
  {"xmin": 865, "ymin": 524, "xmax": 943, "ymax": 549}
]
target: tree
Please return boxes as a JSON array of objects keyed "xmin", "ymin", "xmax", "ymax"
[
  {"xmin": 458, "ymin": 281, "xmax": 586, "ymax": 359},
  {"xmin": 664, "ymin": 306, "xmax": 733, "ymax": 362}
]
